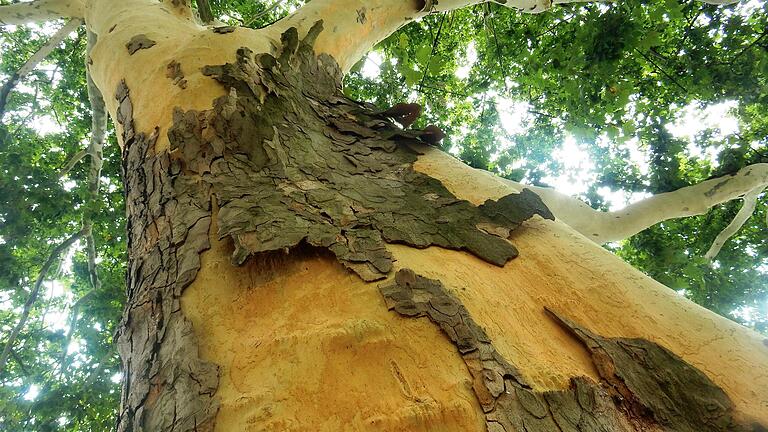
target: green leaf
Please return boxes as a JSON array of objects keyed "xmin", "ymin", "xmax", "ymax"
[
  {"xmin": 398, "ymin": 33, "xmax": 409, "ymax": 50},
  {"xmin": 416, "ymin": 45, "xmax": 432, "ymax": 65}
]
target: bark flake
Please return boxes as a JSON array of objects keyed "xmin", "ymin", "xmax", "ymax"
[
  {"xmin": 212, "ymin": 26, "xmax": 236, "ymax": 34},
  {"xmin": 126, "ymin": 34, "xmax": 157, "ymax": 55},
  {"xmin": 115, "ymin": 78, "xmax": 218, "ymax": 432},
  {"xmin": 166, "ymin": 60, "xmax": 187, "ymax": 89}
]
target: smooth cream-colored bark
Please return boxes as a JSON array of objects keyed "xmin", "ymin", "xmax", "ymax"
[{"xmin": 0, "ymin": 0, "xmax": 83, "ymax": 25}]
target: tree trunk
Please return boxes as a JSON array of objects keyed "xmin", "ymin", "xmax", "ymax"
[{"xmin": 80, "ymin": 1, "xmax": 768, "ymax": 431}]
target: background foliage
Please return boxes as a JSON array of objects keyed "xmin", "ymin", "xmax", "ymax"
[{"xmin": 0, "ymin": 0, "xmax": 766, "ymax": 429}]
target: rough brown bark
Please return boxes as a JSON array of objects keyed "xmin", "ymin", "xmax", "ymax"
[{"xmin": 113, "ymin": 21, "xmax": 766, "ymax": 431}]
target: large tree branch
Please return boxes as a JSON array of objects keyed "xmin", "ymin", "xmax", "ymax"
[
  {"xmin": 0, "ymin": 0, "xmax": 83, "ymax": 25},
  {"xmin": 512, "ymin": 163, "xmax": 768, "ymax": 244},
  {"xmin": 0, "ymin": 18, "xmax": 80, "ymax": 119},
  {"xmin": 276, "ymin": 0, "xmax": 736, "ymax": 72}
]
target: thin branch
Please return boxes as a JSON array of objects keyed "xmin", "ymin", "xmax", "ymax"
[
  {"xmin": 10, "ymin": 349, "xmax": 30, "ymax": 377},
  {"xmin": 55, "ymin": 31, "xmax": 106, "ymax": 376},
  {"xmin": 484, "ymin": 3, "xmax": 509, "ymax": 93},
  {"xmin": 84, "ymin": 29, "xmax": 107, "ymax": 208},
  {"xmin": 515, "ymin": 163, "xmax": 768, "ymax": 244},
  {"xmin": 58, "ymin": 148, "xmax": 87, "ymax": 178},
  {"xmin": 0, "ymin": 227, "xmax": 87, "ymax": 373},
  {"xmin": 704, "ymin": 187, "xmax": 763, "ymax": 261},
  {"xmin": 730, "ymin": 28, "xmax": 768, "ymax": 65},
  {"xmin": 0, "ymin": 19, "xmax": 80, "ymax": 119},
  {"xmin": 244, "ymin": 0, "xmax": 283, "ymax": 27},
  {"xmin": 57, "ymin": 287, "xmax": 95, "ymax": 377},
  {"xmin": 417, "ymin": 12, "xmax": 447, "ymax": 95},
  {"xmin": 0, "ymin": 0, "xmax": 84, "ymax": 25},
  {"xmin": 633, "ymin": 48, "xmax": 688, "ymax": 94},
  {"xmin": 676, "ymin": 7, "xmax": 703, "ymax": 54}
]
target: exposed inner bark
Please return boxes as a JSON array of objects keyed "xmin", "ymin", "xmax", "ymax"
[{"xmin": 381, "ymin": 269, "xmax": 759, "ymax": 432}]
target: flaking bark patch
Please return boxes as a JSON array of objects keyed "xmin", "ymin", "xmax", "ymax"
[
  {"xmin": 212, "ymin": 26, "xmax": 236, "ymax": 34},
  {"xmin": 165, "ymin": 60, "xmax": 187, "ymax": 89},
  {"xmin": 168, "ymin": 21, "xmax": 552, "ymax": 282},
  {"xmin": 381, "ymin": 269, "xmax": 763, "ymax": 432},
  {"xmin": 115, "ymin": 81, "xmax": 218, "ymax": 432},
  {"xmin": 547, "ymin": 309, "xmax": 757, "ymax": 432},
  {"xmin": 126, "ymin": 34, "xmax": 156, "ymax": 55}
]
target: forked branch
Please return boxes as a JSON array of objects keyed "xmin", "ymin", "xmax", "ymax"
[
  {"xmin": 704, "ymin": 186, "xmax": 764, "ymax": 261},
  {"xmin": 516, "ymin": 163, "xmax": 768, "ymax": 248},
  {"xmin": 0, "ymin": 18, "xmax": 81, "ymax": 119}
]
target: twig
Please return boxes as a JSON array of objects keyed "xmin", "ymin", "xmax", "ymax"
[
  {"xmin": 0, "ymin": 19, "xmax": 81, "ymax": 119},
  {"xmin": 56, "ymin": 30, "xmax": 107, "ymax": 376},
  {"xmin": 0, "ymin": 228, "xmax": 87, "ymax": 373},
  {"xmin": 484, "ymin": 3, "xmax": 508, "ymax": 93},
  {"xmin": 730, "ymin": 29, "xmax": 768, "ymax": 65},
  {"xmin": 244, "ymin": 0, "xmax": 283, "ymax": 27},
  {"xmin": 633, "ymin": 48, "xmax": 688, "ymax": 93},
  {"xmin": 676, "ymin": 7, "xmax": 703, "ymax": 54},
  {"xmin": 10, "ymin": 349, "xmax": 30, "ymax": 377},
  {"xmin": 417, "ymin": 12, "xmax": 447, "ymax": 94}
]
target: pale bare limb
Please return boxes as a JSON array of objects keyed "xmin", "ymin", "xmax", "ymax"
[
  {"xmin": 0, "ymin": 227, "xmax": 87, "ymax": 373},
  {"xmin": 511, "ymin": 163, "xmax": 768, "ymax": 244},
  {"xmin": 0, "ymin": 18, "xmax": 80, "ymax": 119},
  {"xmin": 276, "ymin": 0, "xmax": 734, "ymax": 72},
  {"xmin": 0, "ymin": 0, "xmax": 84, "ymax": 25},
  {"xmin": 58, "ymin": 148, "xmax": 87, "ymax": 178},
  {"xmin": 54, "ymin": 30, "xmax": 106, "ymax": 377},
  {"xmin": 84, "ymin": 30, "xmax": 106, "ymax": 204},
  {"xmin": 704, "ymin": 187, "xmax": 763, "ymax": 261}
]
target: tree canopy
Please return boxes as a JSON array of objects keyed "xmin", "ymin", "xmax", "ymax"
[{"xmin": 0, "ymin": 0, "xmax": 766, "ymax": 429}]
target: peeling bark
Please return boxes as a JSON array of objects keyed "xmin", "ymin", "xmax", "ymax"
[
  {"xmin": 115, "ymin": 80, "xmax": 218, "ymax": 432},
  {"xmin": 381, "ymin": 269, "xmax": 764, "ymax": 432},
  {"xmin": 167, "ymin": 21, "xmax": 552, "ymax": 282},
  {"xmin": 110, "ymin": 18, "xmax": 766, "ymax": 432},
  {"xmin": 165, "ymin": 60, "xmax": 188, "ymax": 89}
]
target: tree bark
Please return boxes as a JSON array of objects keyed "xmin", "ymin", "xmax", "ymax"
[{"xmin": 73, "ymin": 0, "xmax": 768, "ymax": 430}]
